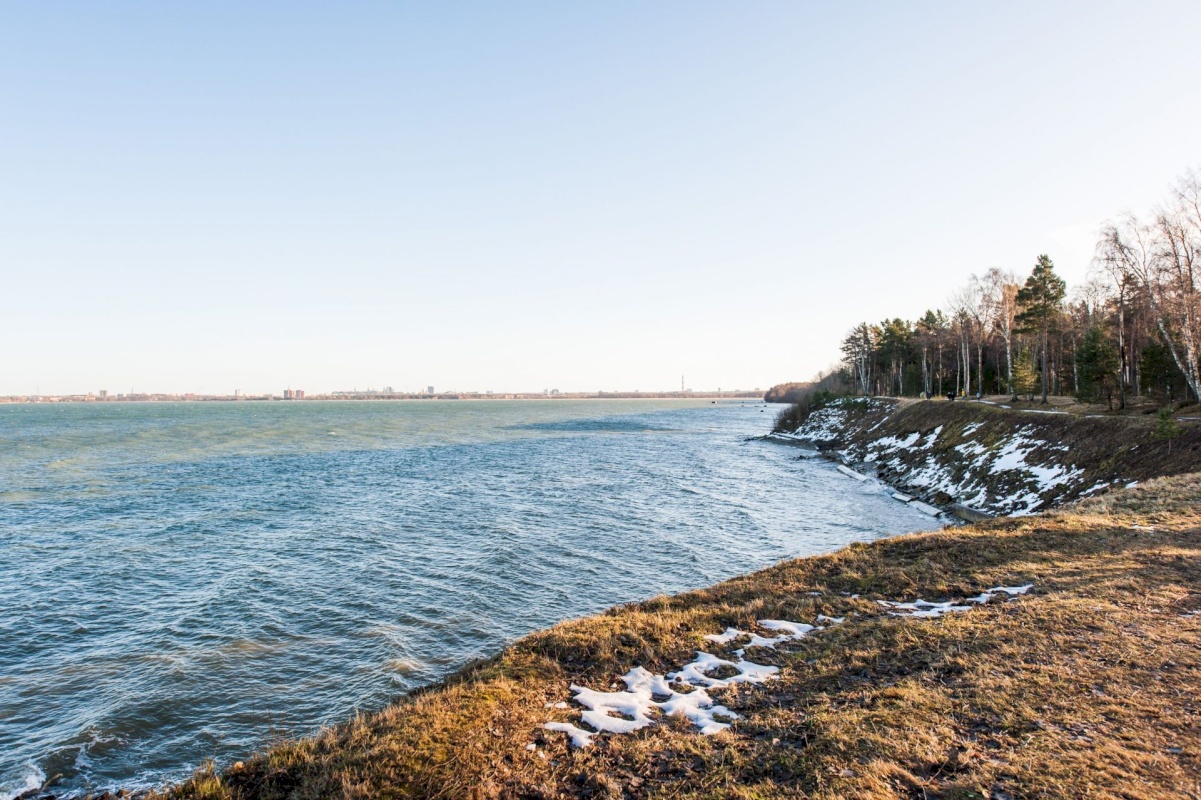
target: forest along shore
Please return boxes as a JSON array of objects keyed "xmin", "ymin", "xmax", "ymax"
[
  {"xmin": 768, "ymin": 397, "xmax": 1201, "ymax": 519},
  {"xmin": 138, "ymin": 474, "xmax": 1201, "ymax": 800}
]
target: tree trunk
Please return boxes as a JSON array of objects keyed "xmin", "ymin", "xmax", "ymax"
[
  {"xmin": 1040, "ymin": 324, "xmax": 1049, "ymax": 403},
  {"xmin": 1005, "ymin": 333, "xmax": 1014, "ymax": 397},
  {"xmin": 1157, "ymin": 316, "xmax": 1201, "ymax": 401},
  {"xmin": 1116, "ymin": 295, "xmax": 1127, "ymax": 408},
  {"xmin": 921, "ymin": 343, "xmax": 929, "ymax": 396},
  {"xmin": 936, "ymin": 342, "xmax": 943, "ymax": 395},
  {"xmin": 962, "ymin": 335, "xmax": 970, "ymax": 396},
  {"xmin": 1117, "ymin": 300, "xmax": 1127, "ymax": 409},
  {"xmin": 976, "ymin": 341, "xmax": 984, "ymax": 397}
]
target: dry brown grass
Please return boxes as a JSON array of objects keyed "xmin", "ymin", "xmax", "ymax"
[
  {"xmin": 160, "ymin": 475, "xmax": 1201, "ymax": 800},
  {"xmin": 902, "ymin": 394, "xmax": 1195, "ymax": 418}
]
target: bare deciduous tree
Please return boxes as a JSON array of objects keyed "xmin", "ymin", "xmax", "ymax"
[
  {"xmin": 1098, "ymin": 172, "xmax": 1201, "ymax": 401},
  {"xmin": 978, "ymin": 268, "xmax": 1017, "ymax": 396}
]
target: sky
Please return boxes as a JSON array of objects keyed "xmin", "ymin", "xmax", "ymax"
[{"xmin": 3, "ymin": 2, "xmax": 1200, "ymax": 396}]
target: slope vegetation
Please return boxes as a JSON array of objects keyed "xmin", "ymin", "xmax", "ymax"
[{"xmin": 774, "ymin": 398, "xmax": 1201, "ymax": 516}]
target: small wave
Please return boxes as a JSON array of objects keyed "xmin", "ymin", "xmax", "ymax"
[
  {"xmin": 0, "ymin": 763, "xmax": 45, "ymax": 800},
  {"xmin": 385, "ymin": 657, "xmax": 427, "ymax": 676},
  {"xmin": 502, "ymin": 418, "xmax": 669, "ymax": 434}
]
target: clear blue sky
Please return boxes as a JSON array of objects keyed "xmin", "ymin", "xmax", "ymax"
[{"xmin": 3, "ymin": 2, "xmax": 1199, "ymax": 395}]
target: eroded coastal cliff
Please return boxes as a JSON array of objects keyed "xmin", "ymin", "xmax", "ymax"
[{"xmin": 770, "ymin": 397, "xmax": 1201, "ymax": 518}]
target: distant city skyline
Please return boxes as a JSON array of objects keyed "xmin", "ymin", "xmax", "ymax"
[
  {"xmin": 4, "ymin": 381, "xmax": 761, "ymax": 400},
  {"xmin": 1, "ymin": 386, "xmax": 762, "ymax": 403},
  {"xmin": 4, "ymin": 2, "xmax": 1201, "ymax": 395}
]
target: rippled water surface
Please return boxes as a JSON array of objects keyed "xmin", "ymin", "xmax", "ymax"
[{"xmin": 0, "ymin": 400, "xmax": 940, "ymax": 798}]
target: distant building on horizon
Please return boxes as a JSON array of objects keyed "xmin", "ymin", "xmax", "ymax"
[{"xmin": 427, "ymin": 386, "xmax": 434, "ymax": 395}]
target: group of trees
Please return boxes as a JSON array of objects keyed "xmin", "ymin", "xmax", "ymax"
[{"xmin": 838, "ymin": 169, "xmax": 1201, "ymax": 407}]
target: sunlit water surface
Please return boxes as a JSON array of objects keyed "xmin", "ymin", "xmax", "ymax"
[{"xmin": 0, "ymin": 400, "xmax": 940, "ymax": 798}]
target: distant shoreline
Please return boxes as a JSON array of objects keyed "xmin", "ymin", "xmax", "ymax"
[{"xmin": 0, "ymin": 391, "xmax": 764, "ymax": 405}]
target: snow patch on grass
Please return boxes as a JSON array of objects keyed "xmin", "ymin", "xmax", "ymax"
[
  {"xmin": 894, "ymin": 427, "xmax": 1082, "ymax": 515},
  {"xmin": 546, "ymin": 586, "xmax": 1034, "ymax": 748},
  {"xmin": 545, "ymin": 617, "xmax": 841, "ymax": 747},
  {"xmin": 879, "ymin": 585, "xmax": 1033, "ymax": 618},
  {"xmin": 872, "ymin": 431, "xmax": 922, "ymax": 452},
  {"xmin": 793, "ymin": 406, "xmax": 850, "ymax": 441}
]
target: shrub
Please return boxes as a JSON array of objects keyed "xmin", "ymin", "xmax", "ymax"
[{"xmin": 772, "ymin": 388, "xmax": 839, "ymax": 433}]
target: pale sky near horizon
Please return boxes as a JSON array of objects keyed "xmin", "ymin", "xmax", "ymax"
[{"xmin": 3, "ymin": 2, "xmax": 1200, "ymax": 396}]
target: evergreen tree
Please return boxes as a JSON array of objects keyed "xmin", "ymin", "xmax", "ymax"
[
  {"xmin": 1016, "ymin": 255, "xmax": 1067, "ymax": 403},
  {"xmin": 1153, "ymin": 407, "xmax": 1184, "ymax": 455},
  {"xmin": 1076, "ymin": 326, "xmax": 1120, "ymax": 406},
  {"xmin": 915, "ymin": 310, "xmax": 948, "ymax": 396},
  {"xmin": 878, "ymin": 318, "xmax": 913, "ymax": 396},
  {"xmin": 1140, "ymin": 341, "xmax": 1182, "ymax": 401},
  {"xmin": 1013, "ymin": 348, "xmax": 1037, "ymax": 401}
]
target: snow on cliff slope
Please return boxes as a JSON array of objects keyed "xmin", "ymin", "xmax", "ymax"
[{"xmin": 780, "ymin": 399, "xmax": 1126, "ymax": 516}]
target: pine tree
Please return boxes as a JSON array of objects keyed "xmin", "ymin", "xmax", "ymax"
[
  {"xmin": 1153, "ymin": 407, "xmax": 1184, "ymax": 455},
  {"xmin": 1015, "ymin": 255, "xmax": 1067, "ymax": 403},
  {"xmin": 879, "ymin": 318, "xmax": 912, "ymax": 396},
  {"xmin": 1013, "ymin": 348, "xmax": 1037, "ymax": 401},
  {"xmin": 1076, "ymin": 326, "xmax": 1120, "ymax": 406}
]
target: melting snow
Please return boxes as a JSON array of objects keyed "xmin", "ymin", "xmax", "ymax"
[
  {"xmin": 703, "ymin": 627, "xmax": 743, "ymax": 645},
  {"xmin": 546, "ymin": 617, "xmax": 840, "ymax": 747},
  {"xmin": 546, "ymin": 585, "xmax": 1034, "ymax": 747},
  {"xmin": 872, "ymin": 431, "xmax": 922, "ymax": 452},
  {"xmin": 794, "ymin": 406, "xmax": 851, "ymax": 441},
  {"xmin": 909, "ymin": 429, "xmax": 1082, "ymax": 516},
  {"xmin": 878, "ymin": 598, "xmax": 975, "ymax": 617},
  {"xmin": 670, "ymin": 652, "xmax": 780, "ymax": 687},
  {"xmin": 879, "ymin": 585, "xmax": 1033, "ymax": 618}
]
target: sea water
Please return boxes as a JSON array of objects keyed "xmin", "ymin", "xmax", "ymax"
[{"xmin": 0, "ymin": 399, "xmax": 939, "ymax": 798}]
